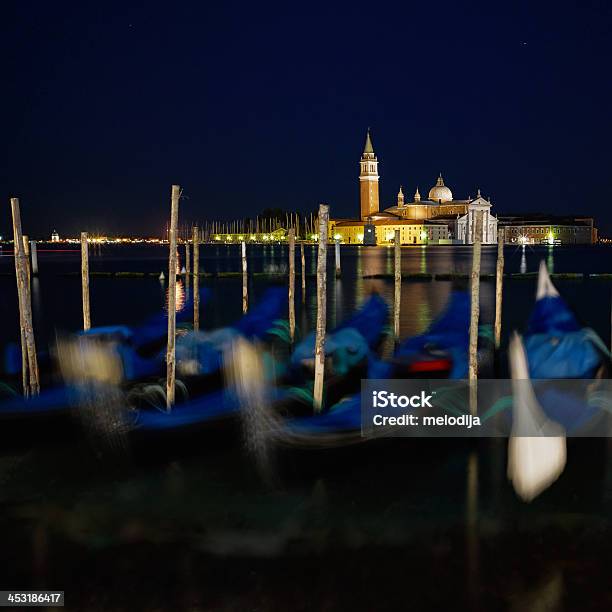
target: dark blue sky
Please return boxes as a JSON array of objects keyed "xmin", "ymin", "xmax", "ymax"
[{"xmin": 2, "ymin": 1, "xmax": 611, "ymax": 237}]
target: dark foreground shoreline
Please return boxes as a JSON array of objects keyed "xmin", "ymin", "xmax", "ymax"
[{"xmin": 1, "ymin": 437, "xmax": 610, "ymax": 611}]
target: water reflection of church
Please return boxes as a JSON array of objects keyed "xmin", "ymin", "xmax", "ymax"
[{"xmin": 329, "ymin": 130, "xmax": 498, "ymax": 245}]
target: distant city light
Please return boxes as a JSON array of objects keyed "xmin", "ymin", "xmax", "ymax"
[{"xmin": 357, "ymin": 233, "xmax": 364, "ymax": 242}]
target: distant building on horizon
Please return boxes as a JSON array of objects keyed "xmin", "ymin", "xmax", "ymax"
[
  {"xmin": 51, "ymin": 230, "xmax": 59, "ymax": 242},
  {"xmin": 330, "ymin": 130, "xmax": 498, "ymax": 245},
  {"xmin": 498, "ymin": 214, "xmax": 597, "ymax": 245}
]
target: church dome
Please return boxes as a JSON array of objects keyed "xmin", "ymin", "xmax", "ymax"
[{"xmin": 428, "ymin": 174, "xmax": 453, "ymax": 203}]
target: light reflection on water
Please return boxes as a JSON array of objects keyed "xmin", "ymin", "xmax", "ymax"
[
  {"xmin": 164, "ymin": 278, "xmax": 186, "ymax": 313},
  {"xmin": 547, "ymin": 245, "xmax": 554, "ymax": 273},
  {"xmin": 420, "ymin": 246, "xmax": 427, "ymax": 274}
]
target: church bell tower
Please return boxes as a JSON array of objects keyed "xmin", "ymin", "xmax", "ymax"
[{"xmin": 359, "ymin": 129, "xmax": 380, "ymax": 220}]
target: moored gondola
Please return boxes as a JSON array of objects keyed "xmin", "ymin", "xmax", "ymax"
[
  {"xmin": 0, "ymin": 288, "xmax": 286, "ymax": 444},
  {"xmin": 263, "ymin": 290, "xmax": 492, "ymax": 451},
  {"xmin": 126, "ymin": 293, "xmax": 391, "ymax": 453},
  {"xmin": 505, "ymin": 262, "xmax": 611, "ymax": 501}
]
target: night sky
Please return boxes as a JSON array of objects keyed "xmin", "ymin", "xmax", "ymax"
[{"xmin": 2, "ymin": 1, "xmax": 611, "ymax": 238}]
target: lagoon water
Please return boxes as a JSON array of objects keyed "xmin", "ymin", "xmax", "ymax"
[
  {"xmin": 0, "ymin": 243, "xmax": 611, "ymax": 610},
  {"xmin": 1, "ymin": 243, "xmax": 611, "ymax": 350}
]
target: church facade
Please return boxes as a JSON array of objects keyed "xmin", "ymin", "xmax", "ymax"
[{"xmin": 329, "ymin": 130, "xmax": 498, "ymax": 245}]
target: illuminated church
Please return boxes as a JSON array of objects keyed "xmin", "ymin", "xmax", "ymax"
[{"xmin": 330, "ymin": 130, "xmax": 498, "ymax": 245}]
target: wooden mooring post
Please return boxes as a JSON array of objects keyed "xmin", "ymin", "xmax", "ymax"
[
  {"xmin": 18, "ymin": 317, "xmax": 27, "ymax": 396},
  {"xmin": 22, "ymin": 236, "xmax": 32, "ymax": 289},
  {"xmin": 313, "ymin": 204, "xmax": 329, "ymax": 412},
  {"xmin": 288, "ymin": 229, "xmax": 296, "ymax": 342},
  {"xmin": 81, "ymin": 232, "xmax": 91, "ymax": 330},
  {"xmin": 469, "ymin": 211, "xmax": 483, "ymax": 416},
  {"xmin": 394, "ymin": 229, "xmax": 401, "ymax": 340},
  {"xmin": 335, "ymin": 238, "xmax": 341, "ymax": 278},
  {"xmin": 166, "ymin": 185, "xmax": 180, "ymax": 409},
  {"xmin": 193, "ymin": 226, "xmax": 200, "ymax": 332},
  {"xmin": 185, "ymin": 241, "xmax": 191, "ymax": 278},
  {"xmin": 494, "ymin": 228, "xmax": 504, "ymax": 348},
  {"xmin": 466, "ymin": 451, "xmax": 480, "ymax": 606},
  {"xmin": 300, "ymin": 242, "xmax": 306, "ymax": 303},
  {"xmin": 10, "ymin": 198, "xmax": 39, "ymax": 395},
  {"xmin": 20, "ymin": 236, "xmax": 30, "ymax": 396},
  {"xmin": 242, "ymin": 241, "xmax": 248, "ymax": 314}
]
